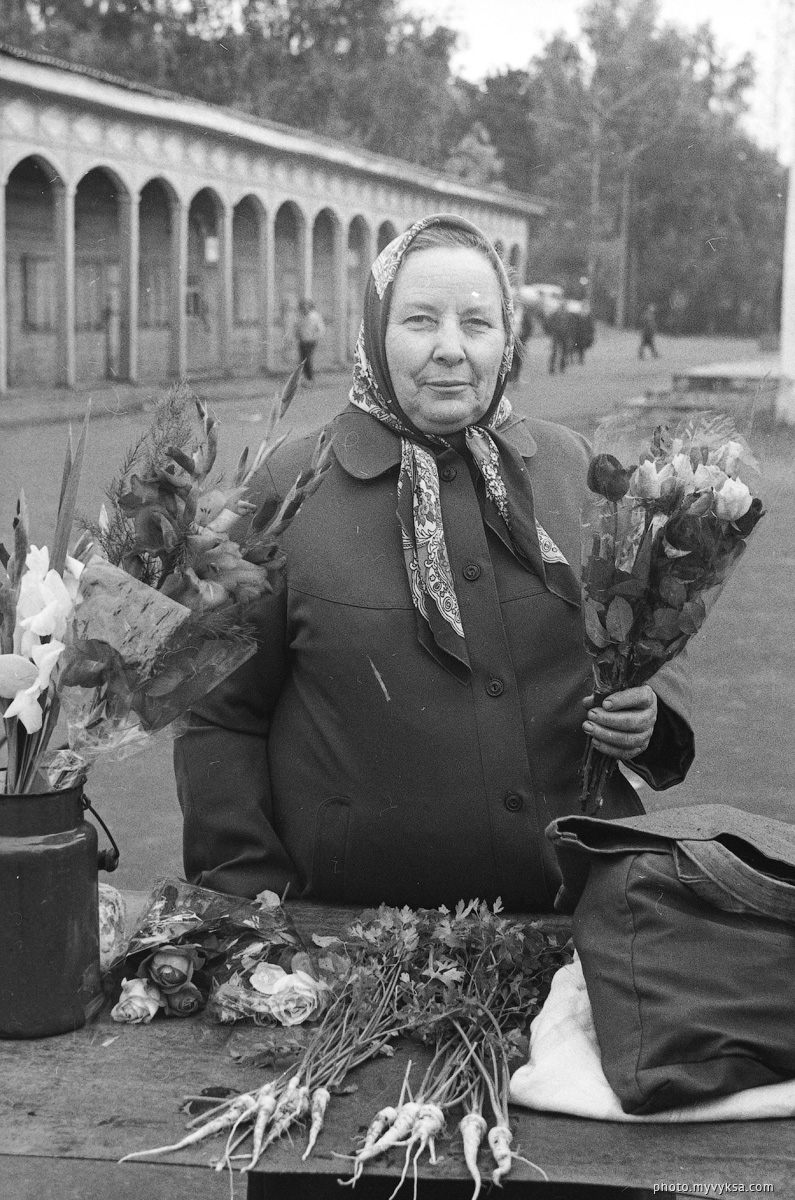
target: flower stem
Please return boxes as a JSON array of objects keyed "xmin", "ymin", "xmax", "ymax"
[{"xmin": 579, "ymin": 737, "xmax": 616, "ymax": 815}]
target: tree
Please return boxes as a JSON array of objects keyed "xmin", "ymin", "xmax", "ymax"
[
  {"xmin": 464, "ymin": 70, "xmax": 546, "ymax": 195},
  {"xmin": 5, "ymin": 0, "xmax": 462, "ymax": 167},
  {"xmin": 503, "ymin": 0, "xmax": 785, "ymax": 332},
  {"xmin": 443, "ymin": 122, "xmax": 504, "ymax": 188}
]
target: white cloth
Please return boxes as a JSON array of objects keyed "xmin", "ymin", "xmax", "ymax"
[{"xmin": 509, "ymin": 956, "xmax": 795, "ymax": 1122}]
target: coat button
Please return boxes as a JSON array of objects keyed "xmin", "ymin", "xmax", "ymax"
[
  {"xmin": 504, "ymin": 793, "xmax": 524, "ymax": 812},
  {"xmin": 462, "ymin": 563, "xmax": 481, "ymax": 581},
  {"xmin": 440, "ymin": 466, "xmax": 457, "ymax": 482},
  {"xmin": 486, "ymin": 678, "xmax": 504, "ymax": 697}
]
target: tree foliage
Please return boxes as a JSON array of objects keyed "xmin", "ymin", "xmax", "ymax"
[
  {"xmin": 470, "ymin": 0, "xmax": 785, "ymax": 332},
  {"xmin": 2, "ymin": 0, "xmax": 785, "ymax": 332}
]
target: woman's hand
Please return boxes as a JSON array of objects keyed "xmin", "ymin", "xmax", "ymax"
[{"xmin": 582, "ymin": 686, "xmax": 657, "ymax": 760}]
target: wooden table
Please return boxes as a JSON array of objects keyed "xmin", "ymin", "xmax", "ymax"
[{"xmin": 2, "ymin": 899, "xmax": 794, "ymax": 1199}]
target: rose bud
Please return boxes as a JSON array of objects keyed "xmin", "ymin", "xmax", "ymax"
[
  {"xmin": 139, "ymin": 943, "xmax": 204, "ymax": 994},
  {"xmin": 587, "ymin": 453, "xmax": 632, "ymax": 501},
  {"xmin": 692, "ymin": 463, "xmax": 726, "ymax": 491},
  {"xmin": 111, "ymin": 977, "xmax": 164, "ymax": 1024},
  {"xmin": 267, "ymin": 971, "xmax": 328, "ymax": 1027},
  {"xmin": 163, "ymin": 982, "xmax": 204, "ymax": 1017},
  {"xmin": 730, "ymin": 495, "xmax": 765, "ymax": 536},
  {"xmin": 630, "ymin": 460, "xmax": 662, "ymax": 499},
  {"xmin": 715, "ymin": 477, "xmax": 752, "ymax": 522},
  {"xmin": 686, "ymin": 490, "xmax": 715, "ymax": 518}
]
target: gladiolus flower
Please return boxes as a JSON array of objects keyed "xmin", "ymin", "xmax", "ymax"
[
  {"xmin": 715, "ymin": 477, "xmax": 752, "ymax": 522},
  {"xmin": 0, "ymin": 654, "xmax": 38, "ymax": 698},
  {"xmin": 14, "ymin": 546, "xmax": 81, "ymax": 657},
  {"xmin": 206, "ymin": 507, "xmax": 243, "ymax": 534},
  {"xmin": 195, "ymin": 488, "xmax": 229, "ymax": 525},
  {"xmin": 195, "ymin": 579, "xmax": 229, "ymax": 609},
  {"xmin": 2, "ymin": 640, "xmax": 65, "ymax": 733}
]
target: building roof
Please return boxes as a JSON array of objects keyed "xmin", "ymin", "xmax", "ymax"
[{"xmin": 0, "ymin": 40, "xmax": 547, "ymax": 218}]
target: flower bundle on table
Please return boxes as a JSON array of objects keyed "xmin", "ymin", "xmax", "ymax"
[
  {"xmin": 121, "ymin": 899, "xmax": 570, "ymax": 1194},
  {"xmin": 110, "ymin": 878, "xmax": 327, "ymax": 1027},
  {"xmin": 0, "ymin": 410, "xmax": 90, "ymax": 793},
  {"xmin": 0, "ymin": 370, "xmax": 330, "ymax": 796},
  {"xmin": 580, "ymin": 416, "xmax": 765, "ymax": 813}
]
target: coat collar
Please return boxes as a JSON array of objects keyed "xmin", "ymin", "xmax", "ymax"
[{"xmin": 330, "ymin": 404, "xmax": 538, "ymax": 480}]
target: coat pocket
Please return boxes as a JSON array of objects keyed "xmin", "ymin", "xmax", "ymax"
[{"xmin": 311, "ymin": 797, "xmax": 351, "ymax": 901}]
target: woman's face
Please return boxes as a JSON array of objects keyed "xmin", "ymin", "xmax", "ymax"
[{"xmin": 384, "ymin": 246, "xmax": 507, "ymax": 436}]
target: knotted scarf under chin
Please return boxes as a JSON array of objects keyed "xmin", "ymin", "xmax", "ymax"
[{"xmin": 349, "ymin": 366, "xmax": 581, "ymax": 681}]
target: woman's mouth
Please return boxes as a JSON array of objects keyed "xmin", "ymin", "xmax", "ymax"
[{"xmin": 425, "ymin": 380, "xmax": 470, "ymax": 390}]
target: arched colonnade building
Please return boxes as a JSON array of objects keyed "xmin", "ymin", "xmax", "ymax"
[{"xmin": 0, "ymin": 43, "xmax": 545, "ymax": 394}]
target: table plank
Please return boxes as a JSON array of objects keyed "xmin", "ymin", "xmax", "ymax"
[{"xmin": 0, "ymin": 1156, "xmax": 234, "ymax": 1200}]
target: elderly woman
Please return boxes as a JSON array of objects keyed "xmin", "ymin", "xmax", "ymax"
[{"xmin": 174, "ymin": 214, "xmax": 692, "ymax": 912}]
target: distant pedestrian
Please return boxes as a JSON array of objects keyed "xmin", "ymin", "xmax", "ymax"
[
  {"xmin": 507, "ymin": 303, "xmax": 533, "ymax": 383},
  {"xmin": 295, "ymin": 298, "xmax": 325, "ymax": 382},
  {"xmin": 547, "ymin": 302, "xmax": 574, "ymax": 374},
  {"xmin": 571, "ymin": 301, "xmax": 595, "ymax": 365},
  {"xmin": 638, "ymin": 303, "xmax": 659, "ymax": 359}
]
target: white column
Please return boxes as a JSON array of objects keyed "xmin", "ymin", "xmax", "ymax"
[
  {"xmin": 264, "ymin": 210, "xmax": 277, "ymax": 369},
  {"xmin": 0, "ymin": 180, "xmax": 7, "ymax": 395},
  {"xmin": 54, "ymin": 182, "xmax": 76, "ymax": 388},
  {"xmin": 219, "ymin": 201, "xmax": 234, "ymax": 375},
  {"xmin": 118, "ymin": 191, "xmax": 139, "ymax": 384},
  {"xmin": 169, "ymin": 195, "xmax": 188, "ymax": 379},
  {"xmin": 781, "ymin": 156, "xmax": 795, "ymax": 381}
]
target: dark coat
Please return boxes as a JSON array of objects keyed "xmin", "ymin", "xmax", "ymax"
[{"xmin": 174, "ymin": 407, "xmax": 693, "ymax": 912}]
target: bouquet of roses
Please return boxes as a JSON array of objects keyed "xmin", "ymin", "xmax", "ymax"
[
  {"xmin": 580, "ymin": 415, "xmax": 765, "ymax": 814},
  {"xmin": 110, "ymin": 879, "xmax": 327, "ymax": 1027},
  {"xmin": 0, "ymin": 369, "xmax": 330, "ymax": 796}
]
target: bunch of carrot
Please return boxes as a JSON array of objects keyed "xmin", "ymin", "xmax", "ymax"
[
  {"xmin": 119, "ymin": 899, "xmax": 569, "ymax": 1196},
  {"xmin": 342, "ymin": 899, "xmax": 562, "ymax": 1197}
]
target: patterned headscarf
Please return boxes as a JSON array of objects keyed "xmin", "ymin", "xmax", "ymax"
[{"xmin": 349, "ymin": 213, "xmax": 579, "ymax": 679}]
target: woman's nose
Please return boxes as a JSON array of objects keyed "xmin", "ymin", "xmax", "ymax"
[{"xmin": 432, "ymin": 318, "xmax": 466, "ymax": 363}]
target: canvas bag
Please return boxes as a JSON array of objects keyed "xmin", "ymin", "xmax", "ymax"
[{"xmin": 546, "ymin": 804, "xmax": 795, "ymax": 1116}]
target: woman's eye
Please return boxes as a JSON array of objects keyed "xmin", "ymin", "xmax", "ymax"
[
  {"xmin": 405, "ymin": 314, "xmax": 436, "ymax": 328},
  {"xmin": 464, "ymin": 317, "xmax": 492, "ymax": 330}
]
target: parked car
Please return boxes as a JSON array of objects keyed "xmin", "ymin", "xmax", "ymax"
[{"xmin": 515, "ymin": 284, "xmax": 565, "ymax": 319}]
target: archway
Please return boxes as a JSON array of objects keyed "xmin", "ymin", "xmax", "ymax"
[
  {"xmin": 74, "ymin": 167, "xmax": 126, "ymax": 384},
  {"xmin": 274, "ymin": 201, "xmax": 304, "ymax": 369},
  {"xmin": 232, "ymin": 195, "xmax": 265, "ymax": 374},
  {"xmin": 138, "ymin": 178, "xmax": 175, "ymax": 381},
  {"xmin": 187, "ymin": 187, "xmax": 224, "ymax": 374},
  {"xmin": 347, "ymin": 216, "xmax": 371, "ymax": 356},
  {"xmin": 377, "ymin": 221, "xmax": 398, "ymax": 254},
  {"xmin": 311, "ymin": 208, "xmax": 338, "ymax": 370},
  {"xmin": 4, "ymin": 156, "xmax": 60, "ymax": 387},
  {"xmin": 509, "ymin": 243, "xmax": 522, "ymax": 285}
]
